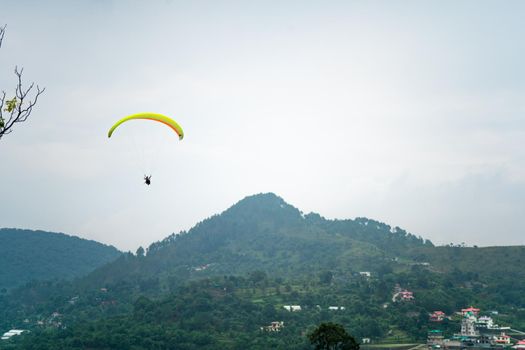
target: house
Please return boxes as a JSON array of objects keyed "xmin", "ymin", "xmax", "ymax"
[
  {"xmin": 328, "ymin": 306, "xmax": 346, "ymax": 311},
  {"xmin": 261, "ymin": 321, "xmax": 284, "ymax": 332},
  {"xmin": 283, "ymin": 305, "xmax": 301, "ymax": 312},
  {"xmin": 460, "ymin": 313, "xmax": 478, "ymax": 336},
  {"xmin": 359, "ymin": 272, "xmax": 371, "ymax": 278},
  {"xmin": 461, "ymin": 306, "xmax": 480, "ymax": 316},
  {"xmin": 362, "ymin": 338, "xmax": 371, "ymax": 344},
  {"xmin": 493, "ymin": 333, "xmax": 511, "ymax": 344},
  {"xmin": 400, "ymin": 290, "xmax": 414, "ymax": 301},
  {"xmin": 392, "ymin": 287, "xmax": 414, "ymax": 302},
  {"xmin": 476, "ymin": 316, "xmax": 494, "ymax": 329},
  {"xmin": 513, "ymin": 340, "xmax": 525, "ymax": 349},
  {"xmin": 194, "ymin": 264, "xmax": 211, "ymax": 271},
  {"xmin": 430, "ymin": 311, "xmax": 446, "ymax": 322},
  {"xmin": 427, "ymin": 330, "xmax": 444, "ymax": 347},
  {"xmin": 1, "ymin": 329, "xmax": 26, "ymax": 341}
]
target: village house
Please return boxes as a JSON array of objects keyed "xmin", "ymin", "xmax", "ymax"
[
  {"xmin": 513, "ymin": 340, "xmax": 525, "ymax": 349},
  {"xmin": 476, "ymin": 316, "xmax": 494, "ymax": 329},
  {"xmin": 427, "ymin": 329, "xmax": 445, "ymax": 347},
  {"xmin": 362, "ymin": 338, "xmax": 371, "ymax": 344},
  {"xmin": 460, "ymin": 312, "xmax": 478, "ymax": 337},
  {"xmin": 461, "ymin": 306, "xmax": 480, "ymax": 316},
  {"xmin": 1, "ymin": 329, "xmax": 26, "ymax": 341},
  {"xmin": 400, "ymin": 290, "xmax": 414, "ymax": 301},
  {"xmin": 392, "ymin": 286, "xmax": 415, "ymax": 302},
  {"xmin": 359, "ymin": 271, "xmax": 371, "ymax": 278},
  {"xmin": 430, "ymin": 311, "xmax": 446, "ymax": 322},
  {"xmin": 493, "ymin": 332, "xmax": 511, "ymax": 344},
  {"xmin": 260, "ymin": 321, "xmax": 284, "ymax": 332},
  {"xmin": 328, "ymin": 306, "xmax": 346, "ymax": 311},
  {"xmin": 194, "ymin": 264, "xmax": 211, "ymax": 271},
  {"xmin": 283, "ymin": 305, "xmax": 301, "ymax": 312}
]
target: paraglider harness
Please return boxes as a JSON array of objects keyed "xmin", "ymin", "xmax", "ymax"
[{"xmin": 144, "ymin": 175, "xmax": 151, "ymax": 185}]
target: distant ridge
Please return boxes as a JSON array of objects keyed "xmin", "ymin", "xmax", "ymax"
[{"xmin": 0, "ymin": 228, "xmax": 121, "ymax": 290}]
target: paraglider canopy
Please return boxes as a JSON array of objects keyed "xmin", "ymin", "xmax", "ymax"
[
  {"xmin": 107, "ymin": 112, "xmax": 184, "ymax": 186},
  {"xmin": 108, "ymin": 112, "xmax": 184, "ymax": 140}
]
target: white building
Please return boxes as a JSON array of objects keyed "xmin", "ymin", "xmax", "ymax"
[
  {"xmin": 461, "ymin": 314, "xmax": 478, "ymax": 336},
  {"xmin": 261, "ymin": 321, "xmax": 284, "ymax": 332},
  {"xmin": 283, "ymin": 305, "xmax": 301, "ymax": 312},
  {"xmin": 1, "ymin": 329, "xmax": 27, "ymax": 340},
  {"xmin": 328, "ymin": 306, "xmax": 346, "ymax": 311},
  {"xmin": 493, "ymin": 333, "xmax": 511, "ymax": 345},
  {"xmin": 476, "ymin": 316, "xmax": 494, "ymax": 329}
]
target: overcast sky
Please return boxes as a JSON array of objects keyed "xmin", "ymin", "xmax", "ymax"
[{"xmin": 1, "ymin": 1, "xmax": 524, "ymax": 251}]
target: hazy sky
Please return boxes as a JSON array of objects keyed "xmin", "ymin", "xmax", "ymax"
[{"xmin": 1, "ymin": 1, "xmax": 524, "ymax": 251}]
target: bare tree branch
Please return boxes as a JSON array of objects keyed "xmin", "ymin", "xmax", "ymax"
[
  {"xmin": 0, "ymin": 24, "xmax": 5, "ymax": 49},
  {"xmin": 0, "ymin": 25, "xmax": 45, "ymax": 141}
]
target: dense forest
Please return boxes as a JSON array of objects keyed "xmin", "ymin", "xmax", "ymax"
[
  {"xmin": 0, "ymin": 229, "xmax": 121, "ymax": 291},
  {"xmin": 1, "ymin": 194, "xmax": 524, "ymax": 349}
]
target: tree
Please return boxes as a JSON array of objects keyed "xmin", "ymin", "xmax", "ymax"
[
  {"xmin": 0, "ymin": 24, "xmax": 45, "ymax": 140},
  {"xmin": 308, "ymin": 322, "xmax": 360, "ymax": 350},
  {"xmin": 249, "ymin": 270, "xmax": 267, "ymax": 285},
  {"xmin": 136, "ymin": 246, "xmax": 145, "ymax": 257},
  {"xmin": 319, "ymin": 270, "xmax": 333, "ymax": 285}
]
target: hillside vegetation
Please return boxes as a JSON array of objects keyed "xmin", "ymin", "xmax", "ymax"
[
  {"xmin": 0, "ymin": 228, "xmax": 121, "ymax": 291},
  {"xmin": 83, "ymin": 193, "xmax": 432, "ymax": 289},
  {"xmin": 1, "ymin": 194, "xmax": 524, "ymax": 349}
]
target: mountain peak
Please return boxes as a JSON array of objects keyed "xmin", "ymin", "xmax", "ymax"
[
  {"xmin": 226, "ymin": 192, "xmax": 301, "ymax": 216},
  {"xmin": 223, "ymin": 193, "xmax": 303, "ymax": 223},
  {"xmin": 234, "ymin": 192, "xmax": 286, "ymax": 207}
]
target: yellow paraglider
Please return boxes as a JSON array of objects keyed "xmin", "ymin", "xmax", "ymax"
[{"xmin": 108, "ymin": 112, "xmax": 184, "ymax": 140}]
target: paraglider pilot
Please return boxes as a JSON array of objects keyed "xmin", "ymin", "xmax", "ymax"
[{"xmin": 144, "ymin": 175, "xmax": 151, "ymax": 185}]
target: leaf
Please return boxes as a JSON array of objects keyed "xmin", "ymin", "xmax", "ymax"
[{"xmin": 4, "ymin": 97, "xmax": 17, "ymax": 113}]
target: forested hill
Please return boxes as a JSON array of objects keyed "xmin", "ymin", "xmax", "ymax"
[
  {"xmin": 3, "ymin": 194, "xmax": 525, "ymax": 349},
  {"xmin": 83, "ymin": 193, "xmax": 432, "ymax": 288},
  {"xmin": 0, "ymin": 228, "xmax": 121, "ymax": 290}
]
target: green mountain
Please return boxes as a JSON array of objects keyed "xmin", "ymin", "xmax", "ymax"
[
  {"xmin": 0, "ymin": 228, "xmax": 121, "ymax": 291},
  {"xmin": 2, "ymin": 194, "xmax": 524, "ymax": 349},
  {"xmin": 82, "ymin": 193, "xmax": 431, "ymax": 289}
]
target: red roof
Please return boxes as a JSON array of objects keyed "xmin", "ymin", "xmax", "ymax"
[
  {"xmin": 461, "ymin": 306, "xmax": 480, "ymax": 313},
  {"xmin": 433, "ymin": 311, "xmax": 445, "ymax": 315}
]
